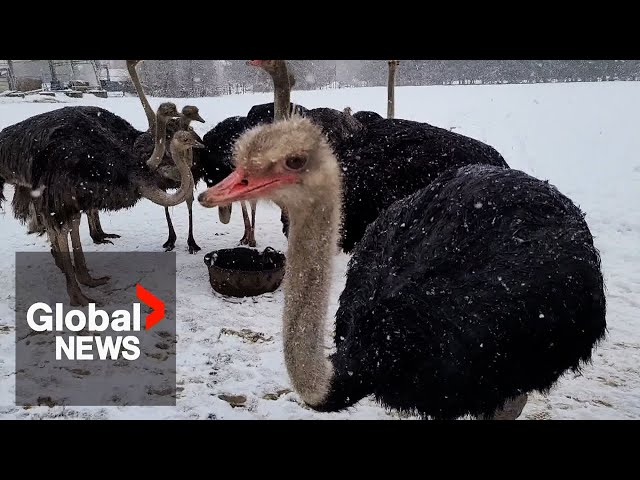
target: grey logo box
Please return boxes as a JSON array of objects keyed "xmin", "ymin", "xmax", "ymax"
[{"xmin": 15, "ymin": 252, "xmax": 176, "ymax": 407}]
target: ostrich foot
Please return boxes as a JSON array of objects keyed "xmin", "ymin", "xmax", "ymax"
[
  {"xmin": 28, "ymin": 224, "xmax": 46, "ymax": 236},
  {"xmin": 188, "ymin": 238, "xmax": 201, "ymax": 254},
  {"xmin": 91, "ymin": 232, "xmax": 121, "ymax": 244},
  {"xmin": 163, "ymin": 236, "xmax": 177, "ymax": 252},
  {"xmin": 239, "ymin": 235, "xmax": 255, "ymax": 247},
  {"xmin": 239, "ymin": 230, "xmax": 256, "ymax": 247},
  {"xmin": 77, "ymin": 274, "xmax": 110, "ymax": 288}
]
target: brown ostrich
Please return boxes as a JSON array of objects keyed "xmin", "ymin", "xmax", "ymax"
[{"xmin": 128, "ymin": 60, "xmax": 206, "ymax": 253}]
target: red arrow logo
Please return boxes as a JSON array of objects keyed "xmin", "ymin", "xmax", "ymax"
[{"xmin": 136, "ymin": 283, "xmax": 165, "ymax": 330}]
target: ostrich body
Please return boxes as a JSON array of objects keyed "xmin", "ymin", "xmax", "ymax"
[
  {"xmin": 198, "ymin": 116, "xmax": 607, "ymax": 420},
  {"xmin": 335, "ymin": 117, "xmax": 510, "ymax": 253},
  {"xmin": 0, "ymin": 103, "xmax": 198, "ymax": 306},
  {"xmin": 352, "ymin": 110, "xmax": 384, "ymax": 125}
]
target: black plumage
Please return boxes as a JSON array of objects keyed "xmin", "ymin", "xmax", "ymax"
[
  {"xmin": 352, "ymin": 110, "xmax": 384, "ymax": 125},
  {"xmin": 335, "ymin": 118, "xmax": 510, "ymax": 253},
  {"xmin": 324, "ymin": 164, "xmax": 607, "ymax": 419},
  {"xmin": 0, "ymin": 106, "xmax": 147, "ymax": 228}
]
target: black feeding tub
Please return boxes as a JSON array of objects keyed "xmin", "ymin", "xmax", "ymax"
[{"xmin": 204, "ymin": 247, "xmax": 286, "ymax": 297}]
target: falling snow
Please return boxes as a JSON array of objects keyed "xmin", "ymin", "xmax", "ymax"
[{"xmin": 0, "ymin": 82, "xmax": 638, "ymax": 420}]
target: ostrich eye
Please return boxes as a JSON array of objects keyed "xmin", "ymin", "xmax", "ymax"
[{"xmin": 285, "ymin": 155, "xmax": 307, "ymax": 171}]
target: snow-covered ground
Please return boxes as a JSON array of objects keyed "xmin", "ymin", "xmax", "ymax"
[{"xmin": 0, "ymin": 82, "xmax": 638, "ymax": 419}]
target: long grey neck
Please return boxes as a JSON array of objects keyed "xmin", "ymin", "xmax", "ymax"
[
  {"xmin": 127, "ymin": 61, "xmax": 156, "ymax": 132},
  {"xmin": 273, "ymin": 65, "xmax": 292, "ymax": 121},
  {"xmin": 139, "ymin": 145, "xmax": 193, "ymax": 207},
  {"xmin": 282, "ymin": 183, "xmax": 342, "ymax": 407},
  {"xmin": 146, "ymin": 115, "xmax": 169, "ymax": 170},
  {"xmin": 387, "ymin": 60, "xmax": 399, "ymax": 119}
]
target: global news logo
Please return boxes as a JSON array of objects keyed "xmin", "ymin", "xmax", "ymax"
[{"xmin": 25, "ymin": 284, "xmax": 165, "ymax": 361}]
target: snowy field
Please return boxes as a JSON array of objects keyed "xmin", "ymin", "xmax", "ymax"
[{"xmin": 0, "ymin": 81, "xmax": 639, "ymax": 419}]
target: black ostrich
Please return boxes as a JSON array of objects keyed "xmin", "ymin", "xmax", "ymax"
[
  {"xmin": 201, "ymin": 114, "xmax": 258, "ymax": 246},
  {"xmin": 197, "ymin": 60, "xmax": 310, "ymax": 246},
  {"xmin": 198, "ymin": 116, "xmax": 607, "ymax": 420},
  {"xmin": 0, "ymin": 102, "xmax": 200, "ymax": 306},
  {"xmin": 336, "ymin": 118, "xmax": 510, "ymax": 252},
  {"xmin": 251, "ymin": 60, "xmax": 508, "ymax": 251},
  {"xmin": 81, "ymin": 104, "xmax": 206, "ymax": 249}
]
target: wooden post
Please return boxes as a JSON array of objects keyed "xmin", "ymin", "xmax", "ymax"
[
  {"xmin": 7, "ymin": 59, "xmax": 16, "ymax": 90},
  {"xmin": 387, "ymin": 60, "xmax": 400, "ymax": 119}
]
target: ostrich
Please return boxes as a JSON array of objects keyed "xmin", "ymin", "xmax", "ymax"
[
  {"xmin": 0, "ymin": 102, "xmax": 198, "ymax": 306},
  {"xmin": 127, "ymin": 59, "xmax": 206, "ymax": 253},
  {"xmin": 201, "ymin": 115, "xmax": 257, "ymax": 246},
  {"xmin": 198, "ymin": 116, "xmax": 607, "ymax": 420},
  {"xmin": 197, "ymin": 61, "xmax": 306, "ymax": 247},
  {"xmin": 141, "ymin": 103, "xmax": 207, "ymax": 253},
  {"xmin": 18, "ymin": 60, "xmax": 207, "ymax": 250},
  {"xmin": 247, "ymin": 60, "xmax": 365, "ymax": 238},
  {"xmin": 248, "ymin": 60, "xmax": 508, "ymax": 251}
]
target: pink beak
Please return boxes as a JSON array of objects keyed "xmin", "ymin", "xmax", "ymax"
[{"xmin": 198, "ymin": 168, "xmax": 296, "ymax": 208}]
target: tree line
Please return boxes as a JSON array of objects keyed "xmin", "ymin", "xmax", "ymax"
[{"xmin": 131, "ymin": 60, "xmax": 640, "ymax": 97}]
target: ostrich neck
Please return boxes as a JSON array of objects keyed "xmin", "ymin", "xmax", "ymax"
[
  {"xmin": 387, "ymin": 63, "xmax": 397, "ymax": 119},
  {"xmin": 146, "ymin": 115, "xmax": 170, "ymax": 169},
  {"xmin": 178, "ymin": 117, "xmax": 191, "ymax": 130},
  {"xmin": 127, "ymin": 62, "xmax": 156, "ymax": 131},
  {"xmin": 282, "ymin": 194, "xmax": 341, "ymax": 407},
  {"xmin": 139, "ymin": 146, "xmax": 193, "ymax": 207},
  {"xmin": 273, "ymin": 70, "xmax": 292, "ymax": 120}
]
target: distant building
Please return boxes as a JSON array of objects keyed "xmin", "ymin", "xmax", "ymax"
[
  {"xmin": 3, "ymin": 60, "xmax": 103, "ymax": 91},
  {"xmin": 0, "ymin": 60, "xmax": 11, "ymax": 92}
]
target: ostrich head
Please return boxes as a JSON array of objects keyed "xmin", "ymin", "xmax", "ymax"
[
  {"xmin": 248, "ymin": 60, "xmax": 296, "ymax": 88},
  {"xmin": 157, "ymin": 102, "xmax": 182, "ymax": 121},
  {"xmin": 181, "ymin": 105, "xmax": 205, "ymax": 124},
  {"xmin": 171, "ymin": 129, "xmax": 205, "ymax": 153},
  {"xmin": 198, "ymin": 117, "xmax": 340, "ymax": 211}
]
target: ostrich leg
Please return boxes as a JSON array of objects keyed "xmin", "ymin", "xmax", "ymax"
[
  {"xmin": 47, "ymin": 229, "xmax": 64, "ymax": 272},
  {"xmin": 48, "ymin": 224, "xmax": 95, "ymax": 307},
  {"xmin": 239, "ymin": 201, "xmax": 255, "ymax": 247},
  {"xmin": 479, "ymin": 394, "xmax": 528, "ymax": 420},
  {"xmin": 71, "ymin": 213, "xmax": 110, "ymax": 287},
  {"xmin": 87, "ymin": 209, "xmax": 120, "ymax": 244},
  {"xmin": 218, "ymin": 204, "xmax": 232, "ymax": 224},
  {"xmin": 27, "ymin": 200, "xmax": 46, "ymax": 235},
  {"xmin": 248, "ymin": 199, "xmax": 257, "ymax": 247},
  {"xmin": 163, "ymin": 207, "xmax": 177, "ymax": 251},
  {"xmin": 186, "ymin": 192, "xmax": 201, "ymax": 254}
]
